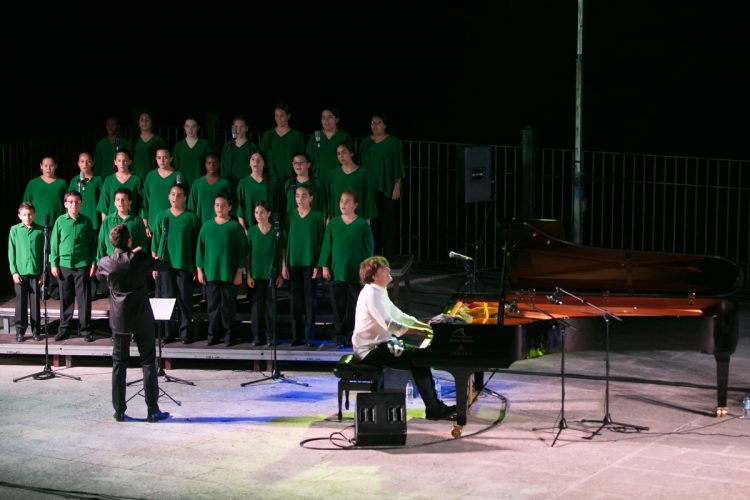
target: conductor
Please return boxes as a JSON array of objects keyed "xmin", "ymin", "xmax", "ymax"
[{"xmin": 97, "ymin": 224, "xmax": 171, "ymax": 422}]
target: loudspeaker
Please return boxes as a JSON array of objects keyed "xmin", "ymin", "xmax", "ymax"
[
  {"xmin": 458, "ymin": 145, "xmax": 492, "ymax": 203},
  {"xmin": 355, "ymin": 392, "xmax": 407, "ymax": 447}
]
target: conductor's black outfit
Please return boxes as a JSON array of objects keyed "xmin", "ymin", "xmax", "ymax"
[{"xmin": 97, "ymin": 248, "xmax": 169, "ymax": 417}]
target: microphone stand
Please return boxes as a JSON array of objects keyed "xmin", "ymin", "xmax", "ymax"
[
  {"xmin": 14, "ymin": 218, "xmax": 81, "ymax": 383},
  {"xmin": 555, "ymin": 287, "xmax": 649, "ymax": 439},
  {"xmin": 526, "ymin": 298, "xmax": 584, "ymax": 446},
  {"xmin": 242, "ymin": 217, "xmax": 308, "ymax": 388}
]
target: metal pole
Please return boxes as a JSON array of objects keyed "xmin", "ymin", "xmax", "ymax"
[{"xmin": 573, "ymin": 0, "xmax": 584, "ymax": 243}]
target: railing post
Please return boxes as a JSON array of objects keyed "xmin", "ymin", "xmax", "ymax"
[{"xmin": 521, "ymin": 125, "xmax": 536, "ymax": 220}]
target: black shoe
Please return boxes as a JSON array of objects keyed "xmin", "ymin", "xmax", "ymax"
[
  {"xmin": 54, "ymin": 331, "xmax": 69, "ymax": 341},
  {"xmin": 113, "ymin": 412, "xmax": 127, "ymax": 422},
  {"xmin": 84, "ymin": 334, "xmax": 95, "ymax": 343},
  {"xmin": 252, "ymin": 340, "xmax": 267, "ymax": 347},
  {"xmin": 223, "ymin": 336, "xmax": 232, "ymax": 347},
  {"xmin": 180, "ymin": 338, "xmax": 192, "ymax": 345},
  {"xmin": 426, "ymin": 404, "xmax": 458, "ymax": 421},
  {"xmin": 15, "ymin": 333, "xmax": 24, "ymax": 342},
  {"xmin": 147, "ymin": 410, "xmax": 170, "ymax": 422},
  {"xmin": 290, "ymin": 339, "xmax": 307, "ymax": 347},
  {"xmin": 160, "ymin": 336, "xmax": 175, "ymax": 346},
  {"xmin": 206, "ymin": 337, "xmax": 218, "ymax": 346},
  {"xmin": 32, "ymin": 333, "xmax": 42, "ymax": 341}
]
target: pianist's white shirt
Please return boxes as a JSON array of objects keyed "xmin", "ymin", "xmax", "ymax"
[{"xmin": 352, "ymin": 283, "xmax": 421, "ymax": 360}]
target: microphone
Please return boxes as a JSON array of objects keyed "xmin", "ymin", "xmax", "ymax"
[
  {"xmin": 163, "ymin": 216, "xmax": 169, "ymax": 237},
  {"xmin": 449, "ymin": 251, "xmax": 473, "ymax": 262},
  {"xmin": 78, "ymin": 171, "xmax": 87, "ymax": 192},
  {"xmin": 506, "ymin": 299, "xmax": 519, "ymax": 313},
  {"xmin": 176, "ymin": 174, "xmax": 183, "ymax": 186},
  {"xmin": 314, "ymin": 130, "xmax": 321, "ymax": 147},
  {"xmin": 231, "ymin": 126, "xmax": 238, "ymax": 141},
  {"xmin": 546, "ymin": 288, "xmax": 563, "ymax": 305},
  {"xmin": 273, "ymin": 213, "xmax": 280, "ymax": 236},
  {"xmin": 43, "ymin": 214, "xmax": 49, "ymax": 230}
]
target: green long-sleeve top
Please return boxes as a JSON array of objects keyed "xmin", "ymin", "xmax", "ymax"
[
  {"xmin": 131, "ymin": 134, "xmax": 166, "ymax": 180},
  {"xmin": 326, "ymin": 167, "xmax": 378, "ymax": 220},
  {"xmin": 68, "ymin": 175, "xmax": 104, "ymax": 230},
  {"xmin": 49, "ymin": 213, "xmax": 96, "ymax": 268},
  {"xmin": 305, "ymin": 129, "xmax": 352, "ymax": 182},
  {"xmin": 97, "ymin": 174, "xmax": 143, "ymax": 217},
  {"xmin": 259, "ymin": 128, "xmax": 305, "ymax": 183},
  {"xmin": 173, "ymin": 138, "xmax": 212, "ymax": 187},
  {"xmin": 196, "ymin": 218, "xmax": 247, "ymax": 282},
  {"xmin": 317, "ymin": 216, "xmax": 373, "ymax": 283},
  {"xmin": 247, "ymin": 224, "xmax": 283, "ymax": 280},
  {"xmin": 8, "ymin": 222, "xmax": 44, "ymax": 276},
  {"xmin": 93, "ymin": 136, "xmax": 132, "ymax": 178},
  {"xmin": 97, "ymin": 213, "xmax": 147, "ymax": 262},
  {"xmin": 285, "ymin": 210, "xmax": 325, "ymax": 267},
  {"xmin": 141, "ymin": 169, "xmax": 183, "ymax": 230},
  {"xmin": 151, "ymin": 209, "xmax": 201, "ymax": 273},
  {"xmin": 282, "ymin": 177, "xmax": 326, "ymax": 216},
  {"xmin": 22, "ymin": 177, "xmax": 67, "ymax": 225},
  {"xmin": 187, "ymin": 175, "xmax": 232, "ymax": 223},
  {"xmin": 220, "ymin": 140, "xmax": 258, "ymax": 185},
  {"xmin": 236, "ymin": 175, "xmax": 275, "ymax": 224},
  {"xmin": 359, "ymin": 135, "xmax": 405, "ymax": 196}
]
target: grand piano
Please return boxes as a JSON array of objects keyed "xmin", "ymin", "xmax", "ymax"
[{"xmin": 415, "ymin": 220, "xmax": 742, "ymax": 436}]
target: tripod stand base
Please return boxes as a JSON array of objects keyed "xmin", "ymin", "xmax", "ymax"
[
  {"xmin": 580, "ymin": 414, "xmax": 649, "ymax": 440},
  {"xmin": 241, "ymin": 371, "xmax": 309, "ymax": 387},
  {"xmin": 13, "ymin": 364, "xmax": 82, "ymax": 383}
]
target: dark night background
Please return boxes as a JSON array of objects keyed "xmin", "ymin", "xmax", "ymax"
[{"xmin": 1, "ymin": 1, "xmax": 749, "ymax": 159}]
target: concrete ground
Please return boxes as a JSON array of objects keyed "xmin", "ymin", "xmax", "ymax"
[{"xmin": 1, "ymin": 264, "xmax": 749, "ymax": 499}]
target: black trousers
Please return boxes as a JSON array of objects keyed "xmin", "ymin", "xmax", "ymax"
[
  {"xmin": 288, "ymin": 266, "xmax": 317, "ymax": 342},
  {"xmin": 362, "ymin": 340, "xmax": 441, "ymax": 412},
  {"xmin": 157, "ymin": 269, "xmax": 193, "ymax": 342},
  {"xmin": 330, "ymin": 281, "xmax": 360, "ymax": 344},
  {"xmin": 206, "ymin": 281, "xmax": 236, "ymax": 341},
  {"xmin": 372, "ymin": 191, "xmax": 400, "ymax": 260},
  {"xmin": 250, "ymin": 279, "xmax": 273, "ymax": 343},
  {"xmin": 58, "ymin": 266, "xmax": 92, "ymax": 335},
  {"xmin": 112, "ymin": 330, "xmax": 158, "ymax": 414},
  {"xmin": 14, "ymin": 275, "xmax": 40, "ymax": 335}
]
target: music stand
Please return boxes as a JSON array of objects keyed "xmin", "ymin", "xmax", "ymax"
[
  {"xmin": 241, "ymin": 216, "xmax": 308, "ymax": 388},
  {"xmin": 554, "ymin": 287, "xmax": 649, "ymax": 439},
  {"xmin": 14, "ymin": 216, "xmax": 81, "ymax": 383},
  {"xmin": 126, "ymin": 298, "xmax": 193, "ymax": 407}
]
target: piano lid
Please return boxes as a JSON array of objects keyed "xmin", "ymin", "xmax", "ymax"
[{"xmin": 507, "ymin": 220, "xmax": 743, "ymax": 296}]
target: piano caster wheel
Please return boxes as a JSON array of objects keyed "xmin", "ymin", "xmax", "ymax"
[
  {"xmin": 451, "ymin": 423, "xmax": 463, "ymax": 438},
  {"xmin": 714, "ymin": 406, "xmax": 728, "ymax": 417}
]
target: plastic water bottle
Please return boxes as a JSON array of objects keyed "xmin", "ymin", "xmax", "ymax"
[
  {"xmin": 405, "ymin": 381, "xmax": 415, "ymax": 404},
  {"xmin": 742, "ymin": 396, "xmax": 750, "ymax": 419},
  {"xmin": 434, "ymin": 379, "xmax": 442, "ymax": 401}
]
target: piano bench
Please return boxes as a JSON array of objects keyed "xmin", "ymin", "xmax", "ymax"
[{"xmin": 333, "ymin": 354, "xmax": 384, "ymax": 421}]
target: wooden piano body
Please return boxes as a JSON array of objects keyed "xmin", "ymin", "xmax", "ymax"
[{"xmin": 416, "ymin": 220, "xmax": 742, "ymax": 430}]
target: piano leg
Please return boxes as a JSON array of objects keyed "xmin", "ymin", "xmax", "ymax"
[
  {"xmin": 714, "ymin": 351, "xmax": 731, "ymax": 417},
  {"xmin": 448, "ymin": 369, "xmax": 474, "ymax": 438}
]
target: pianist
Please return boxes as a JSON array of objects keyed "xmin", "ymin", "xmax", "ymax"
[{"xmin": 352, "ymin": 256, "xmax": 457, "ymax": 420}]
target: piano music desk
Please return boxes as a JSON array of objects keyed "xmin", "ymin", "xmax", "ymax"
[{"xmin": 388, "ymin": 254, "xmax": 413, "ymax": 311}]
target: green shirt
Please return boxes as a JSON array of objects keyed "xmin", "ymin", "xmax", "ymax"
[
  {"xmin": 97, "ymin": 213, "xmax": 148, "ymax": 262},
  {"xmin": 97, "ymin": 174, "xmax": 143, "ymax": 218},
  {"xmin": 173, "ymin": 138, "xmax": 212, "ymax": 187},
  {"xmin": 8, "ymin": 222, "xmax": 44, "ymax": 276},
  {"xmin": 131, "ymin": 134, "xmax": 166, "ymax": 180},
  {"xmin": 151, "ymin": 209, "xmax": 201, "ymax": 273},
  {"xmin": 285, "ymin": 210, "xmax": 325, "ymax": 267},
  {"xmin": 247, "ymin": 224, "xmax": 283, "ymax": 280},
  {"xmin": 187, "ymin": 175, "xmax": 232, "ymax": 223},
  {"xmin": 220, "ymin": 140, "xmax": 258, "ymax": 185},
  {"xmin": 141, "ymin": 169, "xmax": 183, "ymax": 230},
  {"xmin": 93, "ymin": 136, "xmax": 132, "ymax": 178},
  {"xmin": 305, "ymin": 129, "xmax": 352, "ymax": 182},
  {"xmin": 68, "ymin": 175, "xmax": 104, "ymax": 230},
  {"xmin": 259, "ymin": 128, "xmax": 305, "ymax": 183},
  {"xmin": 327, "ymin": 167, "xmax": 378, "ymax": 220},
  {"xmin": 317, "ymin": 216, "xmax": 373, "ymax": 283},
  {"xmin": 236, "ymin": 175, "xmax": 274, "ymax": 225},
  {"xmin": 359, "ymin": 135, "xmax": 405, "ymax": 196},
  {"xmin": 196, "ymin": 219, "xmax": 247, "ymax": 282},
  {"xmin": 49, "ymin": 213, "xmax": 96, "ymax": 268},
  {"xmin": 22, "ymin": 177, "xmax": 67, "ymax": 225}
]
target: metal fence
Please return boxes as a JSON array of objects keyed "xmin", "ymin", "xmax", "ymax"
[{"xmin": 2, "ymin": 130, "xmax": 748, "ymax": 294}]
